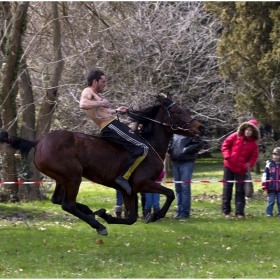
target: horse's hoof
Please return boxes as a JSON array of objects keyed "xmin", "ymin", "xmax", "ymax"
[
  {"xmin": 97, "ymin": 228, "xmax": 108, "ymax": 236},
  {"xmin": 145, "ymin": 213, "xmax": 154, "ymax": 224}
]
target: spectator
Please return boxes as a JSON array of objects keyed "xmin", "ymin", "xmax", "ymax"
[
  {"xmin": 168, "ymin": 134, "xmax": 203, "ymax": 219},
  {"xmin": 221, "ymin": 119, "xmax": 260, "ymax": 218},
  {"xmin": 262, "ymin": 147, "xmax": 280, "ymax": 217}
]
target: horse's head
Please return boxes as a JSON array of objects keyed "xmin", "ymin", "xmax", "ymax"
[{"xmin": 157, "ymin": 93, "xmax": 205, "ymax": 138}]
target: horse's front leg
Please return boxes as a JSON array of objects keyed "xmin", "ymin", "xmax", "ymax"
[
  {"xmin": 142, "ymin": 182, "xmax": 175, "ymax": 223},
  {"xmin": 96, "ymin": 192, "xmax": 138, "ymax": 225}
]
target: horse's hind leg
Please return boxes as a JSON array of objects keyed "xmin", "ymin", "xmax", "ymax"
[
  {"xmin": 51, "ymin": 183, "xmax": 64, "ymax": 205},
  {"xmin": 51, "ymin": 183, "xmax": 105, "ymax": 226},
  {"xmin": 76, "ymin": 203, "xmax": 97, "ymax": 216},
  {"xmin": 60, "ymin": 181, "xmax": 108, "ymax": 236}
]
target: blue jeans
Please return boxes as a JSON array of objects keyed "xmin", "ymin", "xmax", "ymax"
[
  {"xmin": 145, "ymin": 193, "xmax": 160, "ymax": 210},
  {"xmin": 266, "ymin": 192, "xmax": 280, "ymax": 216},
  {"xmin": 116, "ymin": 190, "xmax": 123, "ymax": 206},
  {"xmin": 173, "ymin": 161, "xmax": 194, "ymax": 217}
]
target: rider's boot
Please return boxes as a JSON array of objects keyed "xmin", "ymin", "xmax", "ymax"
[{"xmin": 115, "ymin": 176, "xmax": 132, "ymax": 195}]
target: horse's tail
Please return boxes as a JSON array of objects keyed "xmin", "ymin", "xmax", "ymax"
[{"xmin": 0, "ymin": 130, "xmax": 39, "ymax": 158}]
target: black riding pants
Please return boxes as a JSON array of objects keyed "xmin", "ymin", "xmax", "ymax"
[{"xmin": 100, "ymin": 119, "xmax": 149, "ymax": 179}]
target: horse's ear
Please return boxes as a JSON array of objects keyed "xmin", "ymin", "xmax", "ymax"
[
  {"xmin": 158, "ymin": 92, "xmax": 172, "ymax": 100},
  {"xmin": 158, "ymin": 93, "xmax": 167, "ymax": 98},
  {"xmin": 157, "ymin": 93, "xmax": 166, "ymax": 104}
]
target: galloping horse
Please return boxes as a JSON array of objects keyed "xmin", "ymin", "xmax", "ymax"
[{"xmin": 0, "ymin": 94, "xmax": 204, "ymax": 236}]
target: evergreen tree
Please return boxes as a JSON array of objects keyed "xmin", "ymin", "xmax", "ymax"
[{"xmin": 204, "ymin": 2, "xmax": 280, "ymax": 131}]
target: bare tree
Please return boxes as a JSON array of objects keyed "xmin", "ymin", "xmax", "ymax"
[
  {"xmin": 35, "ymin": 2, "xmax": 64, "ymax": 138},
  {"xmin": 0, "ymin": 2, "xmax": 64, "ymax": 201},
  {"xmin": 75, "ymin": 2, "xmax": 236, "ymax": 142},
  {"xmin": 0, "ymin": 2, "xmax": 29, "ymax": 201},
  {"xmin": 0, "ymin": 2, "xmax": 237, "ymax": 200}
]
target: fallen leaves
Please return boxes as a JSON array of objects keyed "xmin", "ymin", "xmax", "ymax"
[{"xmin": 38, "ymin": 227, "xmax": 46, "ymax": 231}]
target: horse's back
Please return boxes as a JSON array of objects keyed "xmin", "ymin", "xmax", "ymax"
[
  {"xmin": 34, "ymin": 130, "xmax": 128, "ymax": 184},
  {"xmin": 35, "ymin": 130, "xmax": 110, "ymax": 162}
]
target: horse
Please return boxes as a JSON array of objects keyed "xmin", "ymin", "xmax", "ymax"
[{"xmin": 0, "ymin": 94, "xmax": 204, "ymax": 236}]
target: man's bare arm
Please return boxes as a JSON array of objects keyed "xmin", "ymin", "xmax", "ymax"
[{"xmin": 79, "ymin": 89, "xmax": 109, "ymax": 110}]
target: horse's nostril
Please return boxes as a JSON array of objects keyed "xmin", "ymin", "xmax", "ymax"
[{"xmin": 199, "ymin": 126, "xmax": 205, "ymax": 135}]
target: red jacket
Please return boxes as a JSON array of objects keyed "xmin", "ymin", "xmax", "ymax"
[{"xmin": 221, "ymin": 120, "xmax": 260, "ymax": 174}]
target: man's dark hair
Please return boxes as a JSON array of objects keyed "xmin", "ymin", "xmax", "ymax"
[{"xmin": 87, "ymin": 69, "xmax": 105, "ymax": 86}]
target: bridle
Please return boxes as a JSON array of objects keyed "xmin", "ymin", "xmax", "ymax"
[
  {"xmin": 128, "ymin": 102, "xmax": 196, "ymax": 133},
  {"xmin": 164, "ymin": 102, "xmax": 196, "ymax": 132}
]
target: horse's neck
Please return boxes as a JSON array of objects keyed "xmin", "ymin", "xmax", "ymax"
[{"xmin": 146, "ymin": 124, "xmax": 171, "ymax": 160}]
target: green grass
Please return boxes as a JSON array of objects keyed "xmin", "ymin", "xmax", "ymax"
[{"xmin": 0, "ymin": 153, "xmax": 278, "ymax": 278}]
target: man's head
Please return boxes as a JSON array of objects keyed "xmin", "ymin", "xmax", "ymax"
[{"xmin": 87, "ymin": 69, "xmax": 106, "ymax": 93}]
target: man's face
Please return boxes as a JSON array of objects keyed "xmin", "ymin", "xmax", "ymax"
[{"xmin": 95, "ymin": 75, "xmax": 106, "ymax": 93}]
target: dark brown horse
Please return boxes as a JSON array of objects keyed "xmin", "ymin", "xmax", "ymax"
[{"xmin": 0, "ymin": 94, "xmax": 204, "ymax": 236}]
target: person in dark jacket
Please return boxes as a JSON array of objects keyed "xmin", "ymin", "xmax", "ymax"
[
  {"xmin": 262, "ymin": 147, "xmax": 280, "ymax": 217},
  {"xmin": 168, "ymin": 134, "xmax": 203, "ymax": 219},
  {"xmin": 221, "ymin": 119, "xmax": 260, "ymax": 219}
]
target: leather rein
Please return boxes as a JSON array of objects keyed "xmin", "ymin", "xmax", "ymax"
[{"xmin": 128, "ymin": 102, "xmax": 196, "ymax": 133}]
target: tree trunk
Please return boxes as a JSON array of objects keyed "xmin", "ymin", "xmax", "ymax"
[
  {"xmin": 18, "ymin": 58, "xmax": 41, "ymax": 200},
  {"xmin": 0, "ymin": 2, "xmax": 29, "ymax": 202},
  {"xmin": 35, "ymin": 2, "xmax": 64, "ymax": 139}
]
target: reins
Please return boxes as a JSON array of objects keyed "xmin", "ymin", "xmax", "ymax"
[
  {"xmin": 128, "ymin": 102, "xmax": 196, "ymax": 133},
  {"xmin": 128, "ymin": 101, "xmax": 197, "ymax": 167}
]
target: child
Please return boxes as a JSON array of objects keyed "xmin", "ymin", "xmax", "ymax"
[
  {"xmin": 262, "ymin": 147, "xmax": 280, "ymax": 217},
  {"xmin": 143, "ymin": 170, "xmax": 165, "ymax": 219}
]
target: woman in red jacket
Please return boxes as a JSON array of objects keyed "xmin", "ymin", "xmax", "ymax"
[{"xmin": 221, "ymin": 119, "xmax": 260, "ymax": 218}]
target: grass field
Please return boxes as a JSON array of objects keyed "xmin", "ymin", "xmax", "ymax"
[{"xmin": 1, "ymin": 152, "xmax": 279, "ymax": 278}]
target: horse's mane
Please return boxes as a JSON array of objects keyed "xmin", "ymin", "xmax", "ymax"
[
  {"xmin": 126, "ymin": 94, "xmax": 176, "ymax": 137},
  {"xmin": 127, "ymin": 101, "xmax": 161, "ymax": 137}
]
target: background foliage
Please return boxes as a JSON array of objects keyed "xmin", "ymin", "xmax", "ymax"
[{"xmin": 204, "ymin": 2, "xmax": 280, "ymax": 132}]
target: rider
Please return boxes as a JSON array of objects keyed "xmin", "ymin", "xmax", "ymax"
[{"xmin": 79, "ymin": 69, "xmax": 149, "ymax": 195}]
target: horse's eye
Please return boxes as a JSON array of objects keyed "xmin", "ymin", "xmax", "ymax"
[{"xmin": 177, "ymin": 110, "xmax": 182, "ymax": 114}]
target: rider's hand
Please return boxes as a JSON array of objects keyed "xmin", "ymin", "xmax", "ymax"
[{"xmin": 116, "ymin": 106, "xmax": 129, "ymax": 115}]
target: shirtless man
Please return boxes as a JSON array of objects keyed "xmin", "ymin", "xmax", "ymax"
[{"xmin": 80, "ymin": 69, "xmax": 149, "ymax": 195}]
